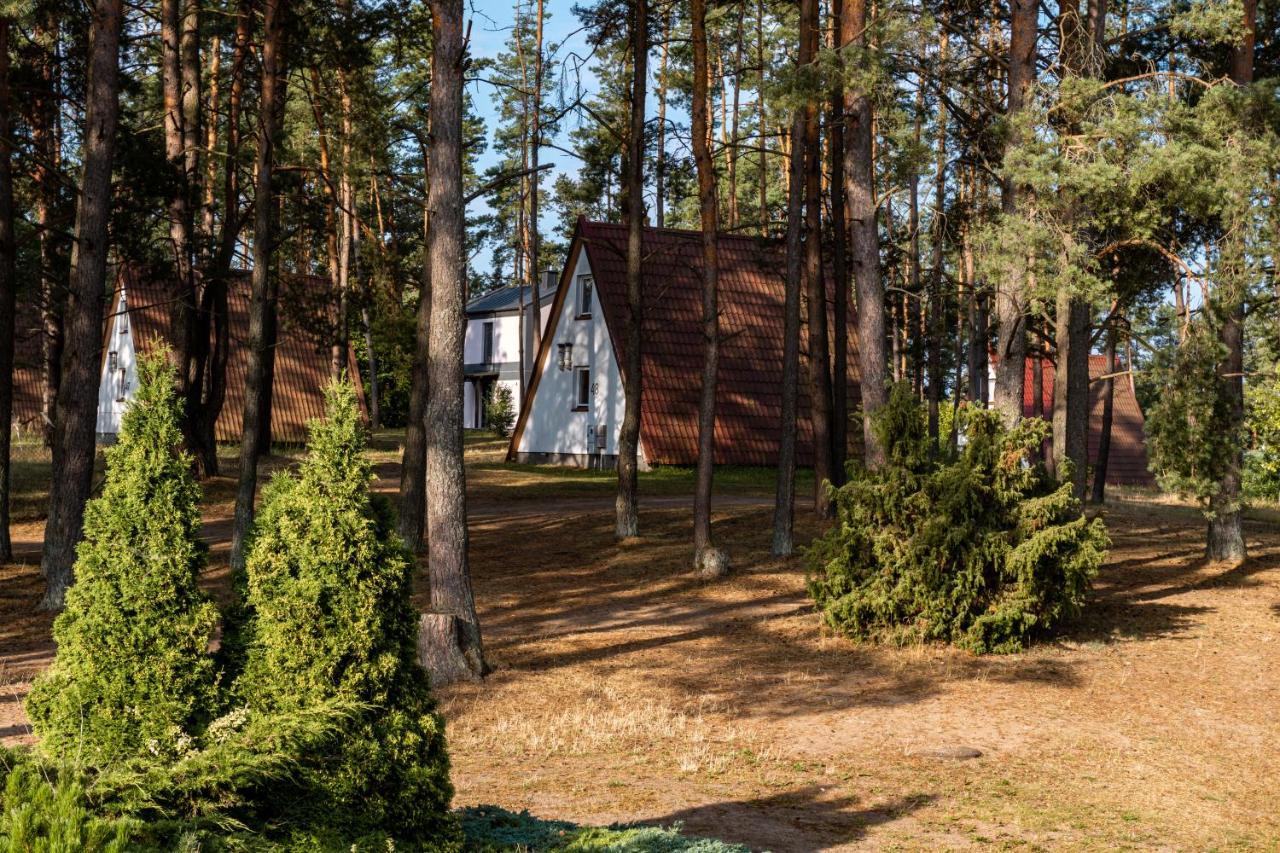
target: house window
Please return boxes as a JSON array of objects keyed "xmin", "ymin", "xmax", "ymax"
[
  {"xmin": 482, "ymin": 321, "xmax": 494, "ymax": 363},
  {"xmin": 574, "ymin": 367, "xmax": 590, "ymax": 410},
  {"xmin": 118, "ymin": 293, "xmax": 128, "ymax": 334},
  {"xmin": 557, "ymin": 343, "xmax": 573, "ymax": 371},
  {"xmin": 109, "ymin": 352, "xmax": 127, "ymax": 403},
  {"xmin": 577, "ymin": 276, "xmax": 593, "ymax": 318}
]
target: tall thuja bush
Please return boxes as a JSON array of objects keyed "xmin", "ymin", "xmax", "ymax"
[
  {"xmin": 808, "ymin": 385, "xmax": 1109, "ymax": 653},
  {"xmin": 234, "ymin": 381, "xmax": 456, "ymax": 844},
  {"xmin": 27, "ymin": 355, "xmax": 218, "ymax": 763}
]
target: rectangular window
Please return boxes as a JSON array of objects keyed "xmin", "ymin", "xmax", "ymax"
[
  {"xmin": 108, "ymin": 351, "xmax": 118, "ymax": 372},
  {"xmin": 577, "ymin": 276, "xmax": 593, "ymax": 318},
  {"xmin": 482, "ymin": 321, "xmax": 494, "ymax": 363},
  {"xmin": 557, "ymin": 343, "xmax": 573, "ymax": 371},
  {"xmin": 118, "ymin": 294, "xmax": 128, "ymax": 334},
  {"xmin": 575, "ymin": 367, "xmax": 590, "ymax": 410},
  {"xmin": 115, "ymin": 369, "xmax": 127, "ymax": 402}
]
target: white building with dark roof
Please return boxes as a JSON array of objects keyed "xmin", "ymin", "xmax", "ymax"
[{"xmin": 463, "ymin": 274, "xmax": 556, "ymax": 430}]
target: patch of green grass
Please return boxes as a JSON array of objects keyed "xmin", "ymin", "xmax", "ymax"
[{"xmin": 460, "ymin": 806, "xmax": 750, "ymax": 852}]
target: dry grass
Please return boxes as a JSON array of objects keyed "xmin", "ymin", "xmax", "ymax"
[{"xmin": 1, "ymin": 436, "xmax": 1279, "ymax": 850}]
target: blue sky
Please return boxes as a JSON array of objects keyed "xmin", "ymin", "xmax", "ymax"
[{"xmin": 462, "ymin": 0, "xmax": 599, "ymax": 278}]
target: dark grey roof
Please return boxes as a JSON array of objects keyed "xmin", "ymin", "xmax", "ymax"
[{"xmin": 466, "ymin": 284, "xmax": 556, "ymax": 316}]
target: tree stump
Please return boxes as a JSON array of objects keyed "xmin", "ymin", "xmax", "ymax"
[{"xmin": 417, "ymin": 612, "xmax": 485, "ymax": 686}]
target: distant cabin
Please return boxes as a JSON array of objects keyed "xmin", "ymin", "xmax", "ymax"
[
  {"xmin": 13, "ymin": 266, "xmax": 363, "ymax": 444},
  {"xmin": 508, "ymin": 219, "xmax": 860, "ymax": 469},
  {"xmin": 1020, "ymin": 356, "xmax": 1154, "ymax": 486},
  {"xmin": 462, "ymin": 278, "xmax": 555, "ymax": 430}
]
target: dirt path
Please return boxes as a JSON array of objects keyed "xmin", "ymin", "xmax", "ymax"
[{"xmin": 3, "ymin": 484, "xmax": 1279, "ymax": 850}]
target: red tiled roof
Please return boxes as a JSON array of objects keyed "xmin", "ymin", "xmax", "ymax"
[
  {"xmin": 1022, "ymin": 355, "xmax": 1153, "ymax": 485},
  {"xmin": 563, "ymin": 220, "xmax": 860, "ymax": 467},
  {"xmin": 12, "ymin": 267, "xmax": 361, "ymax": 444},
  {"xmin": 118, "ymin": 267, "xmax": 361, "ymax": 443}
]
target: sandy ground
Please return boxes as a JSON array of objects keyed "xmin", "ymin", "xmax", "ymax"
[{"xmin": 2, "ymin": 461, "xmax": 1278, "ymax": 850}]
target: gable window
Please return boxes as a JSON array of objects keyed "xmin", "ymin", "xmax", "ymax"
[
  {"xmin": 577, "ymin": 276, "xmax": 593, "ymax": 318},
  {"xmin": 557, "ymin": 343, "xmax": 573, "ymax": 371},
  {"xmin": 574, "ymin": 367, "xmax": 590, "ymax": 411},
  {"xmin": 109, "ymin": 352, "xmax": 127, "ymax": 402},
  {"xmin": 118, "ymin": 293, "xmax": 128, "ymax": 334},
  {"xmin": 482, "ymin": 321, "xmax": 495, "ymax": 363}
]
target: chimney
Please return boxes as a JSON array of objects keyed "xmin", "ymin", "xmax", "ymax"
[{"xmin": 542, "ymin": 269, "xmax": 558, "ymax": 296}]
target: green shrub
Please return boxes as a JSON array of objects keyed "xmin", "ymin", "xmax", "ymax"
[
  {"xmin": 234, "ymin": 381, "xmax": 458, "ymax": 846},
  {"xmin": 0, "ymin": 757, "xmax": 135, "ymax": 853},
  {"xmin": 26, "ymin": 354, "xmax": 219, "ymax": 765},
  {"xmin": 1244, "ymin": 367, "xmax": 1280, "ymax": 502},
  {"xmin": 808, "ymin": 385, "xmax": 1109, "ymax": 654},
  {"xmin": 484, "ymin": 383, "xmax": 516, "ymax": 437},
  {"xmin": 460, "ymin": 806, "xmax": 750, "ymax": 852}
]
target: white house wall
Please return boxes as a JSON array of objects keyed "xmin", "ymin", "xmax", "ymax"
[
  {"xmin": 462, "ymin": 295, "xmax": 554, "ymax": 430},
  {"xmin": 516, "ymin": 249, "xmax": 627, "ymax": 461},
  {"xmin": 95, "ymin": 292, "xmax": 138, "ymax": 438}
]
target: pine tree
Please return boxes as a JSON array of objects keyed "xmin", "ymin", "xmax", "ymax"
[
  {"xmin": 235, "ymin": 381, "xmax": 457, "ymax": 843},
  {"xmin": 808, "ymin": 385, "xmax": 1109, "ymax": 654},
  {"xmin": 27, "ymin": 354, "xmax": 219, "ymax": 764}
]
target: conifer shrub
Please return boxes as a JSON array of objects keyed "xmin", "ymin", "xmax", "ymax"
[
  {"xmin": 807, "ymin": 385, "xmax": 1109, "ymax": 654},
  {"xmin": 233, "ymin": 381, "xmax": 458, "ymax": 846},
  {"xmin": 26, "ymin": 354, "xmax": 219, "ymax": 765},
  {"xmin": 484, "ymin": 383, "xmax": 516, "ymax": 437}
]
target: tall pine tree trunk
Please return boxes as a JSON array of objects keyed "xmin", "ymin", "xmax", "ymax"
[
  {"xmin": 1208, "ymin": 0, "xmax": 1255, "ymax": 563},
  {"xmin": 691, "ymin": 0, "xmax": 724, "ymax": 574},
  {"xmin": 231, "ymin": 0, "xmax": 287, "ymax": 573},
  {"xmin": 1091, "ymin": 326, "xmax": 1115, "ymax": 504},
  {"xmin": 41, "ymin": 0, "xmax": 124, "ymax": 608},
  {"xmin": 772, "ymin": 0, "xmax": 815, "ymax": 555},
  {"xmin": 829, "ymin": 0, "xmax": 848, "ymax": 483},
  {"xmin": 803, "ymin": 7, "xmax": 833, "ymax": 516},
  {"xmin": 615, "ymin": 0, "xmax": 647, "ymax": 541},
  {"xmin": 843, "ymin": 0, "xmax": 888, "ymax": 466},
  {"xmin": 992, "ymin": 0, "xmax": 1037, "ymax": 427},
  {"xmin": 0, "ymin": 18, "xmax": 15, "ymax": 560},
  {"xmin": 32, "ymin": 11, "xmax": 63, "ymax": 449},
  {"xmin": 399, "ymin": 178, "xmax": 431, "ymax": 552},
  {"xmin": 421, "ymin": 0, "xmax": 485, "ymax": 682}
]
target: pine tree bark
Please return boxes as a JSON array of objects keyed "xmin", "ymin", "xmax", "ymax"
[
  {"xmin": 615, "ymin": 0, "xmax": 647, "ymax": 541},
  {"xmin": 526, "ymin": 0, "xmax": 545, "ymax": 344},
  {"xmin": 1052, "ymin": 288, "xmax": 1089, "ymax": 499},
  {"xmin": 41, "ymin": 0, "xmax": 124, "ymax": 608},
  {"xmin": 927, "ymin": 34, "xmax": 948, "ymax": 447},
  {"xmin": 772, "ymin": 0, "xmax": 815, "ymax": 555},
  {"xmin": 399, "ymin": 176, "xmax": 431, "ymax": 552},
  {"xmin": 803, "ymin": 10, "xmax": 833, "ymax": 517},
  {"xmin": 230, "ymin": 0, "xmax": 288, "ymax": 573},
  {"xmin": 32, "ymin": 10, "xmax": 63, "ymax": 449},
  {"xmin": 191, "ymin": 0, "xmax": 249, "ymax": 478},
  {"xmin": 1207, "ymin": 0, "xmax": 1255, "ymax": 563},
  {"xmin": 829, "ymin": 0, "xmax": 849, "ymax": 483},
  {"xmin": 1091, "ymin": 327, "xmax": 1115, "ymax": 503},
  {"xmin": 421, "ymin": 0, "xmax": 485, "ymax": 682},
  {"xmin": 655, "ymin": 8, "xmax": 669, "ymax": 229},
  {"xmin": 691, "ymin": 0, "xmax": 724, "ymax": 574},
  {"xmin": 0, "ymin": 18, "xmax": 16, "ymax": 560},
  {"xmin": 162, "ymin": 0, "xmax": 200, "ymax": 453},
  {"xmin": 992, "ymin": 0, "xmax": 1037, "ymax": 427}
]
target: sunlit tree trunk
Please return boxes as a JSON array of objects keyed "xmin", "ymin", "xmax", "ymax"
[
  {"xmin": 691, "ymin": 0, "xmax": 724, "ymax": 574},
  {"xmin": 992, "ymin": 0, "xmax": 1037, "ymax": 427},
  {"xmin": 828, "ymin": 0, "xmax": 848, "ymax": 483},
  {"xmin": 615, "ymin": 0, "xmax": 647, "ymax": 540},
  {"xmin": 0, "ymin": 18, "xmax": 16, "ymax": 560},
  {"xmin": 772, "ymin": 0, "xmax": 816, "ymax": 555},
  {"xmin": 420, "ymin": 0, "xmax": 485, "ymax": 681}
]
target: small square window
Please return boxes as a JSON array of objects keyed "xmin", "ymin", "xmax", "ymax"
[
  {"xmin": 577, "ymin": 276, "xmax": 593, "ymax": 318},
  {"xmin": 575, "ymin": 367, "xmax": 590, "ymax": 410}
]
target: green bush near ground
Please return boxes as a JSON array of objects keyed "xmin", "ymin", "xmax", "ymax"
[
  {"xmin": 460, "ymin": 806, "xmax": 750, "ymax": 852},
  {"xmin": 808, "ymin": 385, "xmax": 1109, "ymax": 654},
  {"xmin": 26, "ymin": 354, "xmax": 220, "ymax": 766},
  {"xmin": 232, "ymin": 381, "xmax": 457, "ymax": 845}
]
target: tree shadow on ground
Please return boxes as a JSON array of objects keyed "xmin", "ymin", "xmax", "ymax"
[{"xmin": 640, "ymin": 786, "xmax": 937, "ymax": 852}]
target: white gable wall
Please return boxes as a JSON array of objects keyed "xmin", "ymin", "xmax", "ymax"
[
  {"xmin": 96, "ymin": 291, "xmax": 138, "ymax": 437},
  {"xmin": 516, "ymin": 248, "xmax": 628, "ymax": 460}
]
